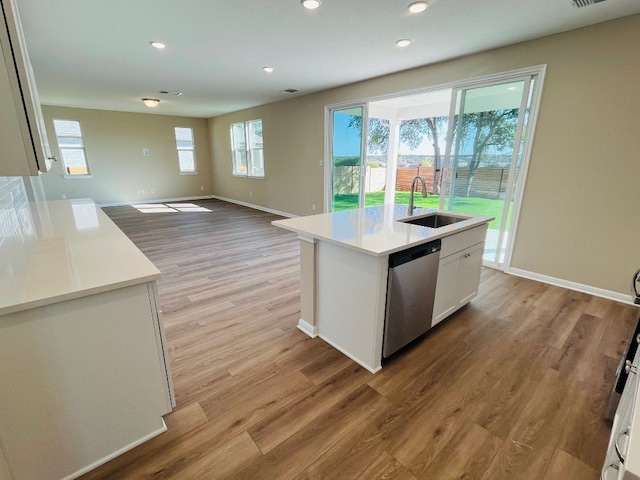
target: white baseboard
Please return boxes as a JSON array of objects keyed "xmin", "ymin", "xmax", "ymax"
[
  {"xmin": 297, "ymin": 319, "xmax": 318, "ymax": 338},
  {"xmin": 98, "ymin": 195, "xmax": 216, "ymax": 208},
  {"xmin": 318, "ymin": 334, "xmax": 382, "ymax": 374},
  {"xmin": 507, "ymin": 267, "xmax": 636, "ymax": 306},
  {"xmin": 63, "ymin": 420, "xmax": 167, "ymax": 480},
  {"xmin": 211, "ymin": 195, "xmax": 296, "ymax": 218}
]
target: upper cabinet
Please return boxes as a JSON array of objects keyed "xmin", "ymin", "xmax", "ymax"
[{"xmin": 0, "ymin": 0, "xmax": 52, "ymax": 176}]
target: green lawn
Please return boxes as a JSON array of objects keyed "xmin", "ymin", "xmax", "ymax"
[{"xmin": 333, "ymin": 191, "xmax": 510, "ymax": 230}]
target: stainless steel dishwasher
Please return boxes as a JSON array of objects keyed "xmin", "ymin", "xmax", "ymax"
[{"xmin": 383, "ymin": 239, "xmax": 441, "ymax": 358}]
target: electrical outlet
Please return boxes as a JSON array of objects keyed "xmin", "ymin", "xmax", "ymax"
[
  {"xmin": 249, "ymin": 191, "xmax": 252, "ymax": 197},
  {"xmin": 319, "ymin": 159, "xmax": 323, "ymax": 166},
  {"xmin": 142, "ymin": 148, "xmax": 150, "ymax": 156},
  {"xmin": 311, "ymin": 204, "xmax": 316, "ymax": 211},
  {"xmin": 60, "ymin": 193, "xmax": 66, "ymax": 199},
  {"xmin": 201, "ymin": 186, "xmax": 204, "ymax": 191},
  {"xmin": 150, "ymin": 189, "xmax": 155, "ymax": 194}
]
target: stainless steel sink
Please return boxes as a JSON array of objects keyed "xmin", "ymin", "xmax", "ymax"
[{"xmin": 400, "ymin": 213, "xmax": 468, "ymax": 228}]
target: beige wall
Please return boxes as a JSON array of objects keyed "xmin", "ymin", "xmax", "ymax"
[
  {"xmin": 209, "ymin": 14, "xmax": 640, "ymax": 296},
  {"xmin": 40, "ymin": 107, "xmax": 213, "ymax": 205}
]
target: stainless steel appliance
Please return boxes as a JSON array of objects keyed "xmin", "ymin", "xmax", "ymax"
[{"xmin": 383, "ymin": 239, "xmax": 441, "ymax": 358}]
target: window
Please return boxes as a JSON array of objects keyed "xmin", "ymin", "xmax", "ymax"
[
  {"xmin": 230, "ymin": 119, "xmax": 264, "ymax": 178},
  {"xmin": 53, "ymin": 119, "xmax": 89, "ymax": 176},
  {"xmin": 174, "ymin": 127, "xmax": 197, "ymax": 174}
]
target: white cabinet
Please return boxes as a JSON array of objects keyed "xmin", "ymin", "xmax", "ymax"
[
  {"xmin": 602, "ymin": 348, "xmax": 640, "ymax": 480},
  {"xmin": 0, "ymin": 282, "xmax": 174, "ymax": 480},
  {"xmin": 0, "ymin": 0, "xmax": 52, "ymax": 176},
  {"xmin": 432, "ymin": 226, "xmax": 486, "ymax": 326}
]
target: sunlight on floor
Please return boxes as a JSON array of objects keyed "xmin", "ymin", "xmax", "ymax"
[{"xmin": 132, "ymin": 203, "xmax": 212, "ymax": 214}]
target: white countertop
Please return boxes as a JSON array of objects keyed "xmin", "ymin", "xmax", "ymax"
[
  {"xmin": 273, "ymin": 204, "xmax": 493, "ymax": 257},
  {"xmin": 0, "ymin": 199, "xmax": 161, "ymax": 316}
]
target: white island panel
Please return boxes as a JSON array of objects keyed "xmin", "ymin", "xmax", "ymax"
[{"xmin": 317, "ymin": 241, "xmax": 388, "ymax": 373}]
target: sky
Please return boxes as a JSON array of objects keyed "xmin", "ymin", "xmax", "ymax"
[{"xmin": 333, "ymin": 112, "xmax": 436, "ymax": 157}]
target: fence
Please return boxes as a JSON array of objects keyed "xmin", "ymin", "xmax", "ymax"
[
  {"xmin": 395, "ymin": 167, "xmax": 436, "ymax": 193},
  {"xmin": 448, "ymin": 166, "xmax": 515, "ymax": 199},
  {"xmin": 333, "ymin": 165, "xmax": 514, "ymax": 199},
  {"xmin": 333, "ymin": 166, "xmax": 386, "ymax": 194}
]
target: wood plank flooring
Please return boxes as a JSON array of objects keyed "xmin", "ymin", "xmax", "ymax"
[{"xmin": 81, "ymin": 198, "xmax": 639, "ymax": 480}]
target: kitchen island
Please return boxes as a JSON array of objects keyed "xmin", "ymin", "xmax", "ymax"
[
  {"xmin": 0, "ymin": 198, "xmax": 174, "ymax": 480},
  {"xmin": 273, "ymin": 204, "xmax": 493, "ymax": 373}
]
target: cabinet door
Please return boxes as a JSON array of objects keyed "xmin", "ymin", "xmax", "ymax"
[
  {"xmin": 433, "ymin": 252, "xmax": 461, "ymax": 326},
  {"xmin": 0, "ymin": 0, "xmax": 51, "ymax": 175},
  {"xmin": 456, "ymin": 242, "xmax": 484, "ymax": 307},
  {"xmin": 0, "ymin": 283, "xmax": 171, "ymax": 480}
]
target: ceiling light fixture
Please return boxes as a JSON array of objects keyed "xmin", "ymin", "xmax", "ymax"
[
  {"xmin": 396, "ymin": 39, "xmax": 412, "ymax": 48},
  {"xmin": 142, "ymin": 98, "xmax": 160, "ymax": 107},
  {"xmin": 149, "ymin": 41, "xmax": 166, "ymax": 49},
  {"xmin": 263, "ymin": 66, "xmax": 274, "ymax": 73},
  {"xmin": 408, "ymin": 1, "xmax": 429, "ymax": 13},
  {"xmin": 301, "ymin": 0, "xmax": 321, "ymax": 10}
]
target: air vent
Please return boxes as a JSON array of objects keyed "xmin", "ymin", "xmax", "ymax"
[
  {"xmin": 572, "ymin": 0, "xmax": 605, "ymax": 7},
  {"xmin": 282, "ymin": 89, "xmax": 299, "ymax": 93}
]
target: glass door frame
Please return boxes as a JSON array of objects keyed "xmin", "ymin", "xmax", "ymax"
[
  {"xmin": 324, "ymin": 103, "xmax": 369, "ymax": 213},
  {"xmin": 439, "ymin": 67, "xmax": 545, "ymax": 271}
]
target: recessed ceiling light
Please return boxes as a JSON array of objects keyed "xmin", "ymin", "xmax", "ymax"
[
  {"xmin": 263, "ymin": 67, "xmax": 274, "ymax": 73},
  {"xmin": 149, "ymin": 41, "xmax": 166, "ymax": 49},
  {"xmin": 301, "ymin": 0, "xmax": 321, "ymax": 10},
  {"xmin": 396, "ymin": 39, "xmax": 412, "ymax": 48},
  {"xmin": 408, "ymin": 1, "xmax": 429, "ymax": 13},
  {"xmin": 142, "ymin": 98, "xmax": 160, "ymax": 107}
]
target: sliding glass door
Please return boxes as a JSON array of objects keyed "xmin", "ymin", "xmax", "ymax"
[
  {"xmin": 330, "ymin": 105, "xmax": 367, "ymax": 211},
  {"xmin": 441, "ymin": 77, "xmax": 537, "ymax": 268}
]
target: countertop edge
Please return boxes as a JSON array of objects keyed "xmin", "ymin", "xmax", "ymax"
[{"xmin": 0, "ymin": 272, "xmax": 162, "ymax": 317}]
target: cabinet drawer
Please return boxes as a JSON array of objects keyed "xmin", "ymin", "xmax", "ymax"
[{"xmin": 440, "ymin": 225, "xmax": 487, "ymax": 258}]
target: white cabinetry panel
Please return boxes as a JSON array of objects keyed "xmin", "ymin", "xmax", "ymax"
[
  {"xmin": 456, "ymin": 242, "xmax": 484, "ymax": 306},
  {"xmin": 432, "ymin": 253, "xmax": 460, "ymax": 324},
  {"xmin": 603, "ymin": 346, "xmax": 640, "ymax": 480},
  {"xmin": 433, "ymin": 226, "xmax": 486, "ymax": 327},
  {"xmin": 0, "ymin": 282, "xmax": 172, "ymax": 480},
  {"xmin": 317, "ymin": 241, "xmax": 388, "ymax": 373}
]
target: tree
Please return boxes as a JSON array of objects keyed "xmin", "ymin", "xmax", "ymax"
[
  {"xmin": 457, "ymin": 109, "xmax": 519, "ymax": 197},
  {"xmin": 351, "ymin": 116, "xmax": 450, "ymax": 192}
]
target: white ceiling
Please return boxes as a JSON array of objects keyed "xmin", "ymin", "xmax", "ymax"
[{"xmin": 16, "ymin": 0, "xmax": 640, "ymax": 119}]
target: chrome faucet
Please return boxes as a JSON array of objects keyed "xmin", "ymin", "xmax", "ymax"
[{"xmin": 408, "ymin": 175, "xmax": 428, "ymax": 215}]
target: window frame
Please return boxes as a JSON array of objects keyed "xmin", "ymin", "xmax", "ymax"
[
  {"xmin": 53, "ymin": 119, "xmax": 91, "ymax": 177},
  {"xmin": 174, "ymin": 126, "xmax": 198, "ymax": 175},
  {"xmin": 230, "ymin": 119, "xmax": 264, "ymax": 178}
]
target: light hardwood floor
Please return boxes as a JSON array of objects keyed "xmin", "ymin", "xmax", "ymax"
[{"xmin": 81, "ymin": 198, "xmax": 638, "ymax": 479}]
